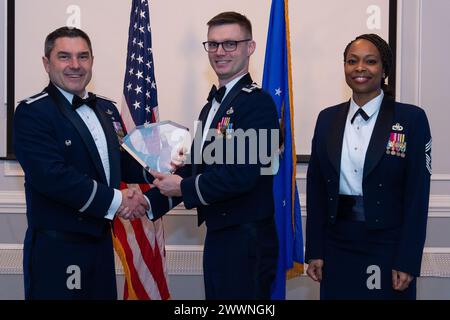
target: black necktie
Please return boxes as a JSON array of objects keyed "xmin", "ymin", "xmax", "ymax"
[
  {"xmin": 207, "ymin": 85, "xmax": 226, "ymax": 103},
  {"xmin": 72, "ymin": 93, "xmax": 97, "ymax": 110},
  {"xmin": 351, "ymin": 108, "xmax": 369, "ymax": 124}
]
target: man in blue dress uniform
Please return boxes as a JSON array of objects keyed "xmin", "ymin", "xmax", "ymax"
[
  {"xmin": 14, "ymin": 27, "xmax": 153, "ymax": 299},
  {"xmin": 145, "ymin": 12, "xmax": 280, "ymax": 299}
]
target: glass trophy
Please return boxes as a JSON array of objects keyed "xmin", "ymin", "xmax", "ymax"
[{"xmin": 121, "ymin": 120, "xmax": 190, "ymax": 174}]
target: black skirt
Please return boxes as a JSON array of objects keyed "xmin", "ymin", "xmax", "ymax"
[{"xmin": 320, "ymin": 219, "xmax": 416, "ymax": 300}]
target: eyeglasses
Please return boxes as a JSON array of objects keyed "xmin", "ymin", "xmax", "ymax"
[{"xmin": 202, "ymin": 39, "xmax": 252, "ymax": 53}]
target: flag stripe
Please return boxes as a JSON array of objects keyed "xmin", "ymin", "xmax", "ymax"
[
  {"xmin": 113, "ymin": 217, "xmax": 150, "ymax": 299},
  {"xmin": 120, "ymin": 96, "xmax": 134, "ymax": 133},
  {"xmin": 112, "ymin": 230, "xmax": 139, "ymax": 299},
  {"xmin": 131, "ymin": 218, "xmax": 170, "ymax": 299},
  {"xmin": 125, "ymin": 220, "xmax": 161, "ymax": 299}
]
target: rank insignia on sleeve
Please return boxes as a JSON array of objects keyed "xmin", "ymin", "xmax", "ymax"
[
  {"xmin": 386, "ymin": 133, "xmax": 407, "ymax": 158},
  {"xmin": 426, "ymin": 137, "xmax": 432, "ymax": 175}
]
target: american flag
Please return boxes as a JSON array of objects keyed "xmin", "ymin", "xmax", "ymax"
[{"xmin": 112, "ymin": 0, "xmax": 170, "ymax": 300}]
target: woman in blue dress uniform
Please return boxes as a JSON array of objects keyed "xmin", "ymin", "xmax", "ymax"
[{"xmin": 305, "ymin": 34, "xmax": 432, "ymax": 299}]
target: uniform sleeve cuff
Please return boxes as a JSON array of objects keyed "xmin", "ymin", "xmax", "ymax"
[
  {"xmin": 105, "ymin": 189, "xmax": 122, "ymax": 220},
  {"xmin": 143, "ymin": 195, "xmax": 154, "ymax": 220}
]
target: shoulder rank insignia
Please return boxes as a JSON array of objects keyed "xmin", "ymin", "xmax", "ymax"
[
  {"xmin": 242, "ymin": 82, "xmax": 261, "ymax": 93},
  {"xmin": 392, "ymin": 123, "xmax": 404, "ymax": 131},
  {"xmin": 96, "ymin": 94, "xmax": 117, "ymax": 104},
  {"xmin": 19, "ymin": 92, "xmax": 49, "ymax": 105}
]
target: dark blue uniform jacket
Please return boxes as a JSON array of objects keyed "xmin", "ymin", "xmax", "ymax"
[{"xmin": 305, "ymin": 96, "xmax": 432, "ymax": 276}]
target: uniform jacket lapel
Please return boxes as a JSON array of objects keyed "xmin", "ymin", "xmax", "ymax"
[
  {"xmin": 210, "ymin": 73, "xmax": 253, "ymax": 129},
  {"xmin": 198, "ymin": 101, "xmax": 213, "ymax": 124},
  {"xmin": 327, "ymin": 101, "xmax": 350, "ymax": 174},
  {"xmin": 92, "ymin": 106, "xmax": 121, "ymax": 188},
  {"xmin": 363, "ymin": 96, "xmax": 395, "ymax": 179},
  {"xmin": 45, "ymin": 83, "xmax": 108, "ymax": 184},
  {"xmin": 193, "ymin": 74, "xmax": 253, "ymax": 175},
  {"xmin": 191, "ymin": 101, "xmax": 213, "ymax": 176}
]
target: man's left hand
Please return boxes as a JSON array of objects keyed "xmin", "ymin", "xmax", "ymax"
[{"xmin": 151, "ymin": 171, "xmax": 183, "ymax": 197}]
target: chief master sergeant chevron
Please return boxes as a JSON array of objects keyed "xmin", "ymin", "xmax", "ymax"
[
  {"xmin": 13, "ymin": 27, "xmax": 155, "ymax": 300},
  {"xmin": 147, "ymin": 12, "xmax": 280, "ymax": 299}
]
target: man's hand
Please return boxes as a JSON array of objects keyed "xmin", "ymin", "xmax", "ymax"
[
  {"xmin": 392, "ymin": 270, "xmax": 414, "ymax": 291},
  {"xmin": 170, "ymin": 145, "xmax": 187, "ymax": 172},
  {"xmin": 306, "ymin": 259, "xmax": 324, "ymax": 282},
  {"xmin": 116, "ymin": 188, "xmax": 149, "ymax": 220},
  {"xmin": 151, "ymin": 171, "xmax": 183, "ymax": 197}
]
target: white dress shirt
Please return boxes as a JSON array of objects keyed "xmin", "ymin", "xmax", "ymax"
[
  {"xmin": 339, "ymin": 91, "xmax": 384, "ymax": 196},
  {"xmin": 200, "ymin": 74, "xmax": 246, "ymax": 151},
  {"xmin": 56, "ymin": 86, "xmax": 122, "ymax": 219}
]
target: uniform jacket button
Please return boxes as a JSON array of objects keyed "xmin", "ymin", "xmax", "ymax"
[
  {"xmin": 221, "ymin": 213, "xmax": 227, "ymax": 216},
  {"xmin": 78, "ymin": 217, "xmax": 83, "ymax": 221}
]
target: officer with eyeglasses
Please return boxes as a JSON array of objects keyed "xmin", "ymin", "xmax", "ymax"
[
  {"xmin": 147, "ymin": 11, "xmax": 280, "ymax": 299},
  {"xmin": 202, "ymin": 38, "xmax": 252, "ymax": 53}
]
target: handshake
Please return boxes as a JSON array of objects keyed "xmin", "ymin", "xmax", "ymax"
[
  {"xmin": 116, "ymin": 188, "xmax": 149, "ymax": 221},
  {"xmin": 114, "ymin": 145, "xmax": 188, "ymax": 221}
]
